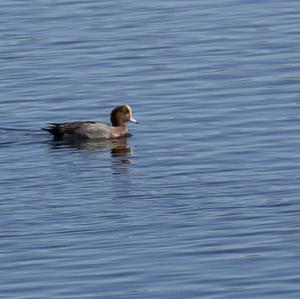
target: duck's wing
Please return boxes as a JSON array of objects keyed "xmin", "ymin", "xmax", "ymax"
[{"xmin": 42, "ymin": 121, "xmax": 99, "ymax": 138}]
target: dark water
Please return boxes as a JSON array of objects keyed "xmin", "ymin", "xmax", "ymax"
[{"xmin": 1, "ymin": 0, "xmax": 300, "ymax": 298}]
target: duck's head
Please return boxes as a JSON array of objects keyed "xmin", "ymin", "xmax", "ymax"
[{"xmin": 110, "ymin": 104, "xmax": 138, "ymax": 127}]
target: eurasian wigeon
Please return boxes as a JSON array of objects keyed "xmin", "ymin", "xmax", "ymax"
[{"xmin": 43, "ymin": 104, "xmax": 138, "ymax": 140}]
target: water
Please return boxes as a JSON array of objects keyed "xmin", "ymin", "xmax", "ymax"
[{"xmin": 1, "ymin": 0, "xmax": 300, "ymax": 298}]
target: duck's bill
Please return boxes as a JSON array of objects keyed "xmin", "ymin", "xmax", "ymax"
[{"xmin": 129, "ymin": 117, "xmax": 138, "ymax": 124}]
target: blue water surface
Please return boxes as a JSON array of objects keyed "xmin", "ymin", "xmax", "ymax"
[{"xmin": 1, "ymin": 0, "xmax": 300, "ymax": 298}]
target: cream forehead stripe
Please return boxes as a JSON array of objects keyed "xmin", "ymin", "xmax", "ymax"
[{"xmin": 124, "ymin": 104, "xmax": 132, "ymax": 116}]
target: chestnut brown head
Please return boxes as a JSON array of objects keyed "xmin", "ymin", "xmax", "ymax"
[{"xmin": 110, "ymin": 104, "xmax": 138, "ymax": 127}]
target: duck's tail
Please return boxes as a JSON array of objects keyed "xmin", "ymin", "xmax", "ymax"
[{"xmin": 42, "ymin": 124, "xmax": 63, "ymax": 138}]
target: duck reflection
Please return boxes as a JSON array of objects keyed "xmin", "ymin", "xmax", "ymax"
[{"xmin": 49, "ymin": 137, "xmax": 133, "ymax": 162}]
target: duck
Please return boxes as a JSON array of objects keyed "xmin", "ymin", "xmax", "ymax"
[{"xmin": 42, "ymin": 104, "xmax": 138, "ymax": 140}]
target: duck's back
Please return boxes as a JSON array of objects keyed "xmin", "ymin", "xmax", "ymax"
[{"xmin": 43, "ymin": 121, "xmax": 112, "ymax": 139}]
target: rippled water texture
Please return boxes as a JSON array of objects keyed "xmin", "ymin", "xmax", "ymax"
[{"xmin": 1, "ymin": 0, "xmax": 300, "ymax": 298}]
